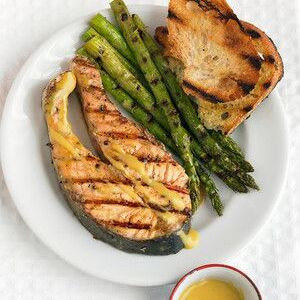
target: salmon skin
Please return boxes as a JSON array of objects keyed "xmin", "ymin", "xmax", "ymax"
[{"xmin": 43, "ymin": 67, "xmax": 191, "ymax": 255}]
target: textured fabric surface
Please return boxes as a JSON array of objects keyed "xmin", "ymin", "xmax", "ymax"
[{"xmin": 0, "ymin": 0, "xmax": 299, "ymax": 299}]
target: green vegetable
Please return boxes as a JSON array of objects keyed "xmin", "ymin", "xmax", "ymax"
[
  {"xmin": 82, "ymin": 27, "xmax": 147, "ymax": 86},
  {"xmin": 194, "ymin": 159, "xmax": 223, "ymax": 215},
  {"xmin": 209, "ymin": 130, "xmax": 245, "ymax": 158},
  {"xmin": 90, "ymin": 13, "xmax": 136, "ymax": 65}
]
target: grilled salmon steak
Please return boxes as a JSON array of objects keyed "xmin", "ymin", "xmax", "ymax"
[
  {"xmin": 42, "ymin": 70, "xmax": 192, "ymax": 255},
  {"xmin": 155, "ymin": 0, "xmax": 283, "ymax": 134}
]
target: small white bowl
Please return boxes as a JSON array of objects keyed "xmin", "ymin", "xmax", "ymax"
[{"xmin": 170, "ymin": 264, "xmax": 262, "ymax": 300}]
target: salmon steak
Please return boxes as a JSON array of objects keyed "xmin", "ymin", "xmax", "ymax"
[{"xmin": 42, "ymin": 67, "xmax": 192, "ymax": 255}]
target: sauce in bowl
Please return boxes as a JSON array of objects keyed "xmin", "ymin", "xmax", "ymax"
[{"xmin": 179, "ymin": 278, "xmax": 244, "ymax": 300}]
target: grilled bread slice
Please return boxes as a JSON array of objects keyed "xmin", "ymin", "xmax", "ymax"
[
  {"xmin": 43, "ymin": 71, "xmax": 191, "ymax": 255},
  {"xmin": 155, "ymin": 0, "xmax": 283, "ymax": 134}
]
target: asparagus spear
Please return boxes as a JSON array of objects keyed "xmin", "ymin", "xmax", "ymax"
[
  {"xmin": 191, "ymin": 141, "xmax": 248, "ymax": 193},
  {"xmin": 194, "ymin": 159, "xmax": 223, "ymax": 215},
  {"xmin": 225, "ymin": 150, "xmax": 254, "ymax": 173},
  {"xmin": 132, "ymin": 14, "xmax": 252, "ymax": 174},
  {"xmin": 99, "ymin": 65, "xmax": 223, "ymax": 215},
  {"xmin": 82, "ymin": 27, "xmax": 149, "ymax": 88},
  {"xmin": 111, "ymin": 0, "xmax": 203, "ymax": 212},
  {"xmin": 81, "ymin": 27, "xmax": 99, "ymax": 42},
  {"xmin": 84, "ymin": 36, "xmax": 168, "ymax": 130},
  {"xmin": 209, "ymin": 130, "xmax": 244, "ymax": 157},
  {"xmin": 90, "ymin": 13, "xmax": 136, "ymax": 65}
]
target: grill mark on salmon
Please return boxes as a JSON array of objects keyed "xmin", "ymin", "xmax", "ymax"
[
  {"xmin": 95, "ymin": 220, "xmax": 152, "ymax": 230},
  {"xmin": 83, "ymin": 199, "xmax": 189, "ymax": 216},
  {"xmin": 68, "ymin": 178, "xmax": 188, "ymax": 195},
  {"xmin": 94, "ymin": 131, "xmax": 148, "ymax": 140},
  {"xmin": 84, "ymin": 108, "xmax": 120, "ymax": 114},
  {"xmin": 69, "ymin": 178, "xmax": 131, "ymax": 184}
]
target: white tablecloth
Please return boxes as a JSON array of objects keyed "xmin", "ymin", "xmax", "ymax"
[{"xmin": 0, "ymin": 0, "xmax": 299, "ymax": 299}]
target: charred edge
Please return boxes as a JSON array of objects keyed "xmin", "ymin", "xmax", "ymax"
[
  {"xmin": 264, "ymin": 55, "xmax": 275, "ymax": 64},
  {"xmin": 95, "ymin": 132, "xmax": 148, "ymax": 140},
  {"xmin": 243, "ymin": 105, "xmax": 253, "ymax": 113},
  {"xmin": 138, "ymin": 155, "xmax": 170, "ymax": 164},
  {"xmin": 237, "ymin": 81, "xmax": 255, "ymax": 95},
  {"xmin": 245, "ymin": 29, "xmax": 261, "ymax": 39},
  {"xmin": 84, "ymin": 108, "xmax": 119, "ymax": 114},
  {"xmin": 121, "ymin": 13, "xmax": 128, "ymax": 21},
  {"xmin": 83, "ymin": 85, "xmax": 105, "ymax": 94},
  {"xmin": 266, "ymin": 37, "xmax": 284, "ymax": 81},
  {"xmin": 137, "ymin": 29, "xmax": 144, "ymax": 39},
  {"xmin": 221, "ymin": 112, "xmax": 230, "ymax": 120},
  {"xmin": 183, "ymin": 80, "xmax": 224, "ymax": 103},
  {"xmin": 70, "ymin": 178, "xmax": 131, "ymax": 185},
  {"xmin": 161, "ymin": 27, "xmax": 168, "ymax": 34},
  {"xmin": 263, "ymin": 81, "xmax": 272, "ymax": 89},
  {"xmin": 86, "ymin": 154, "xmax": 97, "ymax": 161},
  {"xmin": 132, "ymin": 36, "xmax": 138, "ymax": 43},
  {"xmin": 146, "ymin": 114, "xmax": 153, "ymax": 122},
  {"xmin": 195, "ymin": 0, "xmax": 244, "ymax": 30},
  {"xmin": 84, "ymin": 199, "xmax": 189, "ymax": 216},
  {"xmin": 84, "ymin": 199, "xmax": 146, "ymax": 207},
  {"xmin": 137, "ymin": 179, "xmax": 190, "ymax": 195},
  {"xmin": 154, "ymin": 183, "xmax": 190, "ymax": 195},
  {"xmin": 46, "ymin": 142, "xmax": 53, "ymax": 149},
  {"xmin": 73, "ymin": 56, "xmax": 97, "ymax": 68},
  {"xmin": 101, "ymin": 220, "xmax": 152, "ymax": 230},
  {"xmin": 168, "ymin": 9, "xmax": 182, "ymax": 21},
  {"xmin": 99, "ymin": 104, "xmax": 106, "ymax": 112},
  {"xmin": 161, "ymin": 99, "xmax": 169, "ymax": 106},
  {"xmin": 243, "ymin": 55, "xmax": 262, "ymax": 70},
  {"xmin": 154, "ymin": 27, "xmax": 168, "ymax": 46},
  {"xmin": 151, "ymin": 78, "xmax": 160, "ymax": 85}
]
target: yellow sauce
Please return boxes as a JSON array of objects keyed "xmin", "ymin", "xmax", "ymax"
[
  {"xmin": 105, "ymin": 143, "xmax": 186, "ymax": 211},
  {"xmin": 118, "ymin": 184, "xmax": 143, "ymax": 203},
  {"xmin": 179, "ymin": 279, "xmax": 244, "ymax": 300},
  {"xmin": 178, "ymin": 229, "xmax": 199, "ymax": 249},
  {"xmin": 158, "ymin": 212, "xmax": 179, "ymax": 225},
  {"xmin": 49, "ymin": 127, "xmax": 80, "ymax": 158}
]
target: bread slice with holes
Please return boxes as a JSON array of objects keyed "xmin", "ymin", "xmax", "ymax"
[{"xmin": 155, "ymin": 0, "xmax": 283, "ymax": 134}]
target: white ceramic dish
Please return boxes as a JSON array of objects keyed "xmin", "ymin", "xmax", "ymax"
[
  {"xmin": 0, "ymin": 5, "xmax": 288, "ymax": 287},
  {"xmin": 170, "ymin": 264, "xmax": 262, "ymax": 300}
]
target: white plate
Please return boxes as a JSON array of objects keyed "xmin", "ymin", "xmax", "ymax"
[{"xmin": 0, "ymin": 5, "xmax": 288, "ymax": 287}]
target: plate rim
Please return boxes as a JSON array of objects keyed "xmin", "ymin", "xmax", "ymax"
[{"xmin": 0, "ymin": 5, "xmax": 289, "ymax": 287}]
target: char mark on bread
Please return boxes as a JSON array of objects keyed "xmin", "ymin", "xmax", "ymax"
[
  {"xmin": 168, "ymin": 9, "xmax": 182, "ymax": 21},
  {"xmin": 183, "ymin": 80, "xmax": 225, "ymax": 103},
  {"xmin": 245, "ymin": 29, "xmax": 261, "ymax": 39},
  {"xmin": 242, "ymin": 54, "xmax": 262, "ymax": 70}
]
